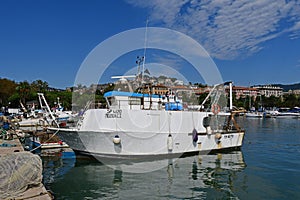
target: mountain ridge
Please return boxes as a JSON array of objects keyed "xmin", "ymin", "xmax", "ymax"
[{"xmin": 272, "ymin": 83, "xmax": 300, "ymax": 92}]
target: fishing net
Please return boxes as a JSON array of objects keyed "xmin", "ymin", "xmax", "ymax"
[
  {"xmin": 204, "ymin": 84, "xmax": 228, "ymax": 131},
  {"xmin": 0, "ymin": 152, "xmax": 43, "ymax": 199}
]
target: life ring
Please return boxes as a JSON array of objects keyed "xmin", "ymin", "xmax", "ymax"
[{"xmin": 211, "ymin": 104, "xmax": 221, "ymax": 115}]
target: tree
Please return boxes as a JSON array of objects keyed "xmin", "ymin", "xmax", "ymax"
[
  {"xmin": 31, "ymin": 80, "xmax": 49, "ymax": 93},
  {"xmin": 16, "ymin": 81, "xmax": 31, "ymax": 104},
  {"xmin": 261, "ymin": 95, "xmax": 281, "ymax": 108},
  {"xmin": 0, "ymin": 78, "xmax": 17, "ymax": 106},
  {"xmin": 7, "ymin": 93, "xmax": 20, "ymax": 108},
  {"xmin": 282, "ymin": 94, "xmax": 298, "ymax": 108},
  {"xmin": 45, "ymin": 91, "xmax": 72, "ymax": 110}
]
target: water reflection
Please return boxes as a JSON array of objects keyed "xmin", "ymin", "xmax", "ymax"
[
  {"xmin": 43, "ymin": 150, "xmax": 246, "ymax": 199},
  {"xmin": 112, "ymin": 169, "xmax": 123, "ymax": 186},
  {"xmin": 39, "ymin": 148, "xmax": 76, "ymax": 186},
  {"xmin": 187, "ymin": 152, "xmax": 246, "ymax": 199}
]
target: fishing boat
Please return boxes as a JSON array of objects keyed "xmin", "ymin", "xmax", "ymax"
[
  {"xmin": 14, "ymin": 93, "xmax": 74, "ymax": 131},
  {"xmin": 14, "ymin": 93, "xmax": 59, "ymax": 131},
  {"xmin": 49, "ymin": 80, "xmax": 245, "ymax": 159},
  {"xmin": 14, "ymin": 94, "xmax": 70, "ymax": 150},
  {"xmin": 51, "ymin": 97, "xmax": 72, "ymax": 123}
]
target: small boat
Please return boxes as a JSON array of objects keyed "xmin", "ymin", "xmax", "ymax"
[
  {"xmin": 264, "ymin": 109, "xmax": 279, "ymax": 118},
  {"xmin": 50, "ymin": 81, "xmax": 245, "ymax": 159},
  {"xmin": 32, "ymin": 140, "xmax": 69, "ymax": 149},
  {"xmin": 31, "ymin": 131, "xmax": 69, "ymax": 149},
  {"xmin": 245, "ymin": 112, "xmax": 264, "ymax": 118},
  {"xmin": 277, "ymin": 107, "xmax": 300, "ymax": 118},
  {"xmin": 245, "ymin": 105, "xmax": 265, "ymax": 118}
]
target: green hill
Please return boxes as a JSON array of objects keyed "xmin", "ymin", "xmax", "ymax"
[{"xmin": 273, "ymin": 83, "xmax": 300, "ymax": 92}]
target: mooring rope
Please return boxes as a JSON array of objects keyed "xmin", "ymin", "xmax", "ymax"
[{"xmin": 29, "ymin": 128, "xmax": 60, "ymax": 152}]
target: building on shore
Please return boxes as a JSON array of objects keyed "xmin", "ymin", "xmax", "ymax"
[
  {"xmin": 287, "ymin": 89, "xmax": 300, "ymax": 95},
  {"xmin": 252, "ymin": 85, "xmax": 283, "ymax": 97},
  {"xmin": 230, "ymin": 86, "xmax": 259, "ymax": 99}
]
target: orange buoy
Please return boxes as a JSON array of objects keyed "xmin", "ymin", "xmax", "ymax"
[{"xmin": 211, "ymin": 104, "xmax": 221, "ymax": 115}]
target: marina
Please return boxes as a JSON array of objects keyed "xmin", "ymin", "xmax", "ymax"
[
  {"xmin": 2, "ymin": 105, "xmax": 299, "ymax": 199},
  {"xmin": 1, "ymin": 77, "xmax": 300, "ymax": 199},
  {"xmin": 1, "ymin": 1, "xmax": 300, "ymax": 199},
  {"xmin": 41, "ymin": 117, "xmax": 300, "ymax": 199}
]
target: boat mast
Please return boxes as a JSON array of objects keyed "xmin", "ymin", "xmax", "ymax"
[
  {"xmin": 141, "ymin": 19, "xmax": 148, "ymax": 84},
  {"xmin": 229, "ymin": 81, "xmax": 233, "ymax": 110},
  {"xmin": 248, "ymin": 82, "xmax": 251, "ymax": 110},
  {"xmin": 249, "ymin": 91, "xmax": 251, "ymax": 110},
  {"xmin": 37, "ymin": 93, "xmax": 59, "ymax": 127}
]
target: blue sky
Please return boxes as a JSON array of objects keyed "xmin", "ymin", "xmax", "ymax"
[{"xmin": 1, "ymin": 0, "xmax": 300, "ymax": 88}]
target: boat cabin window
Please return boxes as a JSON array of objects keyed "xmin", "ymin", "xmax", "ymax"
[
  {"xmin": 128, "ymin": 97, "xmax": 141, "ymax": 105},
  {"xmin": 107, "ymin": 97, "xmax": 118, "ymax": 107}
]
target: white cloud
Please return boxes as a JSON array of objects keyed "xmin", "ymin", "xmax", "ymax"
[{"xmin": 126, "ymin": 0, "xmax": 300, "ymax": 60}]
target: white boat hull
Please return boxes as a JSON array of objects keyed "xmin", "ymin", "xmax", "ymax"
[
  {"xmin": 55, "ymin": 129, "xmax": 244, "ymax": 158},
  {"xmin": 245, "ymin": 112, "xmax": 264, "ymax": 118},
  {"xmin": 50, "ymin": 109, "xmax": 244, "ymax": 158},
  {"xmin": 276, "ymin": 112, "xmax": 300, "ymax": 118}
]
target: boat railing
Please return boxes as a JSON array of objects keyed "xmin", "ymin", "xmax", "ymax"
[
  {"xmin": 108, "ymin": 98, "xmax": 186, "ymax": 111},
  {"xmin": 109, "ymin": 99, "xmax": 160, "ymax": 110}
]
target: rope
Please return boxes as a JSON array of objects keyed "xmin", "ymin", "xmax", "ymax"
[{"xmin": 29, "ymin": 129, "xmax": 60, "ymax": 152}]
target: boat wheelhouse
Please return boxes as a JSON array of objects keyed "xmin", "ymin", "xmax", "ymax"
[{"xmin": 104, "ymin": 91, "xmax": 183, "ymax": 111}]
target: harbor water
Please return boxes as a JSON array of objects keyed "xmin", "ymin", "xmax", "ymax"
[{"xmin": 40, "ymin": 117, "xmax": 300, "ymax": 199}]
